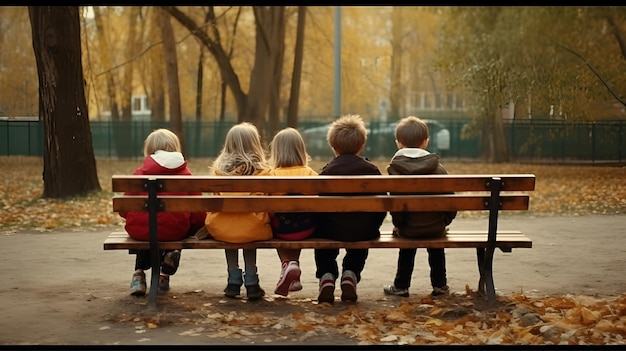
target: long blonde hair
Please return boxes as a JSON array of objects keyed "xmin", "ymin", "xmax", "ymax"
[
  {"xmin": 211, "ymin": 122, "xmax": 269, "ymax": 175},
  {"xmin": 143, "ymin": 128, "xmax": 182, "ymax": 157},
  {"xmin": 269, "ymin": 127, "xmax": 311, "ymax": 168}
]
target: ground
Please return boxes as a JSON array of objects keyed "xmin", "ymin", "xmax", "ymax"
[{"xmin": 2, "ymin": 214, "xmax": 625, "ymax": 347}]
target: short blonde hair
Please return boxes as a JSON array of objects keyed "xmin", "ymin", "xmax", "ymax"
[
  {"xmin": 269, "ymin": 127, "xmax": 310, "ymax": 168},
  {"xmin": 211, "ymin": 122, "xmax": 269, "ymax": 175},
  {"xmin": 327, "ymin": 114, "xmax": 367, "ymax": 155},
  {"xmin": 143, "ymin": 128, "xmax": 182, "ymax": 157},
  {"xmin": 395, "ymin": 116, "xmax": 429, "ymax": 148}
]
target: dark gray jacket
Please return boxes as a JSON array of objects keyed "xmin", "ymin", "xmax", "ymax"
[{"xmin": 387, "ymin": 148, "xmax": 457, "ymax": 238}]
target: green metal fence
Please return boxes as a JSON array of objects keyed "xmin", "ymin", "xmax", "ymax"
[{"xmin": 1, "ymin": 118, "xmax": 624, "ymax": 164}]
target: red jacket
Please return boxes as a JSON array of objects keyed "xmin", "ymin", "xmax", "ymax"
[{"xmin": 119, "ymin": 150, "xmax": 206, "ymax": 241}]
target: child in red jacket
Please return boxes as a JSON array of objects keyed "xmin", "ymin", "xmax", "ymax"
[{"xmin": 119, "ymin": 128, "xmax": 206, "ymax": 297}]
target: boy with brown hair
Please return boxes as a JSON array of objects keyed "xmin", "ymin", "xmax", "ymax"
[
  {"xmin": 383, "ymin": 116, "xmax": 457, "ymax": 297},
  {"xmin": 314, "ymin": 114, "xmax": 386, "ymax": 304}
]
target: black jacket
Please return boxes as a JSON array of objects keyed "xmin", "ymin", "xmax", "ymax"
[
  {"xmin": 314, "ymin": 154, "xmax": 386, "ymax": 241},
  {"xmin": 387, "ymin": 148, "xmax": 457, "ymax": 238}
]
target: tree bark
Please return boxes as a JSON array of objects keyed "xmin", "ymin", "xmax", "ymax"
[
  {"xmin": 29, "ymin": 6, "xmax": 101, "ymax": 198},
  {"xmin": 159, "ymin": 8, "xmax": 185, "ymax": 153},
  {"xmin": 286, "ymin": 6, "xmax": 306, "ymax": 129}
]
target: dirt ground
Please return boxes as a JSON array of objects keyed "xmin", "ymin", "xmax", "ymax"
[{"xmin": 1, "ymin": 214, "xmax": 625, "ymax": 347}]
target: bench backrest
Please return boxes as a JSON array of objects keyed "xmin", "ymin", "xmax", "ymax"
[{"xmin": 112, "ymin": 174, "xmax": 535, "ymax": 213}]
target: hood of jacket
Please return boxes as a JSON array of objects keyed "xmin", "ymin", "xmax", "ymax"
[
  {"xmin": 136, "ymin": 150, "xmax": 189, "ymax": 175},
  {"xmin": 387, "ymin": 148, "xmax": 441, "ymax": 175}
]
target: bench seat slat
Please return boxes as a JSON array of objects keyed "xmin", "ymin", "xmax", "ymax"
[
  {"xmin": 112, "ymin": 174, "xmax": 536, "ymax": 193},
  {"xmin": 104, "ymin": 231, "xmax": 532, "ymax": 250},
  {"xmin": 113, "ymin": 194, "xmax": 530, "ymax": 213}
]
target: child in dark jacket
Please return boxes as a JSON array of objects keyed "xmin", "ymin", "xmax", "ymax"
[
  {"xmin": 314, "ymin": 114, "xmax": 386, "ymax": 304},
  {"xmin": 382, "ymin": 116, "xmax": 457, "ymax": 298},
  {"xmin": 119, "ymin": 128, "xmax": 206, "ymax": 297}
]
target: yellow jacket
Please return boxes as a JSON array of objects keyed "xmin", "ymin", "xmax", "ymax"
[
  {"xmin": 204, "ymin": 168, "xmax": 273, "ymax": 243},
  {"xmin": 269, "ymin": 165, "xmax": 318, "ymax": 178}
]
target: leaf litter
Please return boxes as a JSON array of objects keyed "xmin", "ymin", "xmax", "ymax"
[{"xmin": 105, "ymin": 287, "xmax": 626, "ymax": 345}]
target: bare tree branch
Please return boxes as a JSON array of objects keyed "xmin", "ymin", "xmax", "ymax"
[{"xmin": 557, "ymin": 43, "xmax": 626, "ymax": 107}]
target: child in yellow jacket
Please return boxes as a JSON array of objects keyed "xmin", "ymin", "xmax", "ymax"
[{"xmin": 205, "ymin": 122, "xmax": 272, "ymax": 301}]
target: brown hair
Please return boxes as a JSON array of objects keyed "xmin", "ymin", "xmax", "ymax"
[
  {"xmin": 143, "ymin": 128, "xmax": 182, "ymax": 157},
  {"xmin": 395, "ymin": 116, "xmax": 429, "ymax": 148},
  {"xmin": 269, "ymin": 127, "xmax": 310, "ymax": 168},
  {"xmin": 327, "ymin": 114, "xmax": 367, "ymax": 155}
]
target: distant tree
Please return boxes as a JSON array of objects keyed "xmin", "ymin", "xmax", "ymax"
[
  {"xmin": 158, "ymin": 8, "xmax": 185, "ymax": 152},
  {"xmin": 164, "ymin": 6, "xmax": 295, "ymax": 138},
  {"xmin": 28, "ymin": 6, "xmax": 101, "ymax": 197},
  {"xmin": 286, "ymin": 6, "xmax": 306, "ymax": 128}
]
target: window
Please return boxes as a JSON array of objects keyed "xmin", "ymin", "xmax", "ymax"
[{"xmin": 132, "ymin": 95, "xmax": 150, "ymax": 114}]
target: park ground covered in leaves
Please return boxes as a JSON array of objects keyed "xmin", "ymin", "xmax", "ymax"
[{"xmin": 1, "ymin": 156, "xmax": 626, "ymax": 346}]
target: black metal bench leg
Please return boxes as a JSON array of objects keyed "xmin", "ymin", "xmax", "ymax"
[
  {"xmin": 476, "ymin": 247, "xmax": 485, "ymax": 295},
  {"xmin": 147, "ymin": 248, "xmax": 160, "ymax": 310},
  {"xmin": 146, "ymin": 178, "xmax": 160, "ymax": 311},
  {"xmin": 482, "ymin": 246, "xmax": 497, "ymax": 304}
]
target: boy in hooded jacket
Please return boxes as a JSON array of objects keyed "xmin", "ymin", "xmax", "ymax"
[{"xmin": 383, "ymin": 116, "xmax": 457, "ymax": 298}]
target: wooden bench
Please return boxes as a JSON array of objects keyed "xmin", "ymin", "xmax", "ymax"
[{"xmin": 105, "ymin": 174, "xmax": 535, "ymax": 309}]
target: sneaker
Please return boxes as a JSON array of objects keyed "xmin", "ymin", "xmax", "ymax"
[
  {"xmin": 246, "ymin": 284, "xmax": 265, "ymax": 301},
  {"xmin": 161, "ymin": 250, "xmax": 181, "ymax": 275},
  {"xmin": 130, "ymin": 271, "xmax": 146, "ymax": 297},
  {"xmin": 274, "ymin": 261, "xmax": 301, "ymax": 297},
  {"xmin": 224, "ymin": 284, "xmax": 241, "ymax": 298},
  {"xmin": 340, "ymin": 270, "xmax": 358, "ymax": 302},
  {"xmin": 158, "ymin": 274, "xmax": 170, "ymax": 294},
  {"xmin": 431, "ymin": 285, "xmax": 450, "ymax": 297},
  {"xmin": 317, "ymin": 273, "xmax": 335, "ymax": 304},
  {"xmin": 289, "ymin": 280, "xmax": 303, "ymax": 292},
  {"xmin": 383, "ymin": 285, "xmax": 409, "ymax": 297}
]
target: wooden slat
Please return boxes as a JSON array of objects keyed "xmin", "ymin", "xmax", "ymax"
[
  {"xmin": 104, "ymin": 231, "xmax": 532, "ymax": 251},
  {"xmin": 112, "ymin": 194, "xmax": 530, "ymax": 213},
  {"xmin": 112, "ymin": 174, "xmax": 536, "ymax": 193}
]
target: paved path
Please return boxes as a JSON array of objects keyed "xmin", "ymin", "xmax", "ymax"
[{"xmin": 1, "ymin": 214, "xmax": 624, "ymax": 345}]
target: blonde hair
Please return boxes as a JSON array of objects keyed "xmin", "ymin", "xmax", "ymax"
[
  {"xmin": 395, "ymin": 116, "xmax": 429, "ymax": 148},
  {"xmin": 327, "ymin": 114, "xmax": 367, "ymax": 155},
  {"xmin": 211, "ymin": 122, "xmax": 269, "ymax": 175},
  {"xmin": 269, "ymin": 127, "xmax": 310, "ymax": 168},
  {"xmin": 143, "ymin": 128, "xmax": 182, "ymax": 157}
]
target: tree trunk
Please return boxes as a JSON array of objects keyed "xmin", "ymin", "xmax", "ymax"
[
  {"xmin": 286, "ymin": 6, "xmax": 306, "ymax": 129},
  {"xmin": 159, "ymin": 8, "xmax": 185, "ymax": 153},
  {"xmin": 120, "ymin": 7, "xmax": 141, "ymax": 123},
  {"xmin": 268, "ymin": 7, "xmax": 286, "ymax": 138},
  {"xmin": 29, "ymin": 6, "xmax": 101, "ymax": 198},
  {"xmin": 148, "ymin": 8, "xmax": 166, "ymax": 126}
]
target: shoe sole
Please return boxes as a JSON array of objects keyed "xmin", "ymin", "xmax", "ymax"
[
  {"xmin": 289, "ymin": 280, "xmax": 303, "ymax": 292},
  {"xmin": 161, "ymin": 251, "xmax": 181, "ymax": 275},
  {"xmin": 130, "ymin": 289, "xmax": 146, "ymax": 297},
  {"xmin": 384, "ymin": 289, "xmax": 409, "ymax": 297},
  {"xmin": 318, "ymin": 284, "xmax": 335, "ymax": 304},
  {"xmin": 274, "ymin": 267, "xmax": 301, "ymax": 296},
  {"xmin": 341, "ymin": 282, "xmax": 357, "ymax": 302},
  {"xmin": 246, "ymin": 289, "xmax": 265, "ymax": 301}
]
